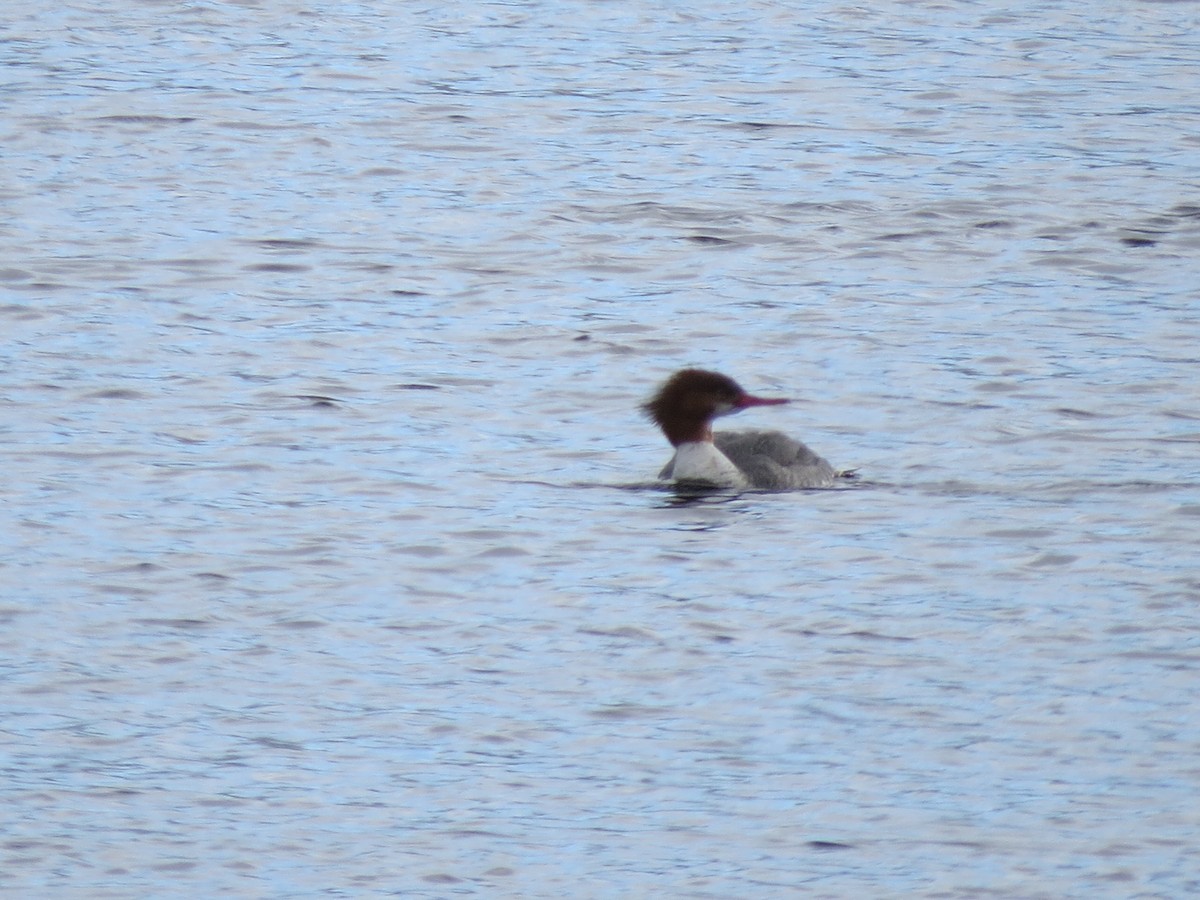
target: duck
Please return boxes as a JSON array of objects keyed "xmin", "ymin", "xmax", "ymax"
[{"xmin": 642, "ymin": 368, "xmax": 847, "ymax": 490}]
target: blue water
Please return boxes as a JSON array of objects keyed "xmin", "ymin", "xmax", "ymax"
[{"xmin": 3, "ymin": 1, "xmax": 1199, "ymax": 896}]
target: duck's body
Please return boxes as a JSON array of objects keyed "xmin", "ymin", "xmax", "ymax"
[{"xmin": 643, "ymin": 369, "xmax": 843, "ymax": 491}]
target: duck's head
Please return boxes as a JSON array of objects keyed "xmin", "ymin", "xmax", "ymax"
[{"xmin": 642, "ymin": 368, "xmax": 789, "ymax": 446}]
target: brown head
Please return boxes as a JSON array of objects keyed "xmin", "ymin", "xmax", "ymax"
[{"xmin": 641, "ymin": 368, "xmax": 789, "ymax": 446}]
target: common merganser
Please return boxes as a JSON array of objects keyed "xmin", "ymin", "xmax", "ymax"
[{"xmin": 643, "ymin": 368, "xmax": 845, "ymax": 490}]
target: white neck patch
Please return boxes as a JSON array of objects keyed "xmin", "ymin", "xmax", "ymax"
[{"xmin": 669, "ymin": 441, "xmax": 749, "ymax": 488}]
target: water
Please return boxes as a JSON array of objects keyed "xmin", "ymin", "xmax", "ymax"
[{"xmin": 3, "ymin": 1, "xmax": 1199, "ymax": 896}]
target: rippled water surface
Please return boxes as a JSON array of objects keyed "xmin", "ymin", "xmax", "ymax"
[{"xmin": 3, "ymin": 1, "xmax": 1199, "ymax": 896}]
